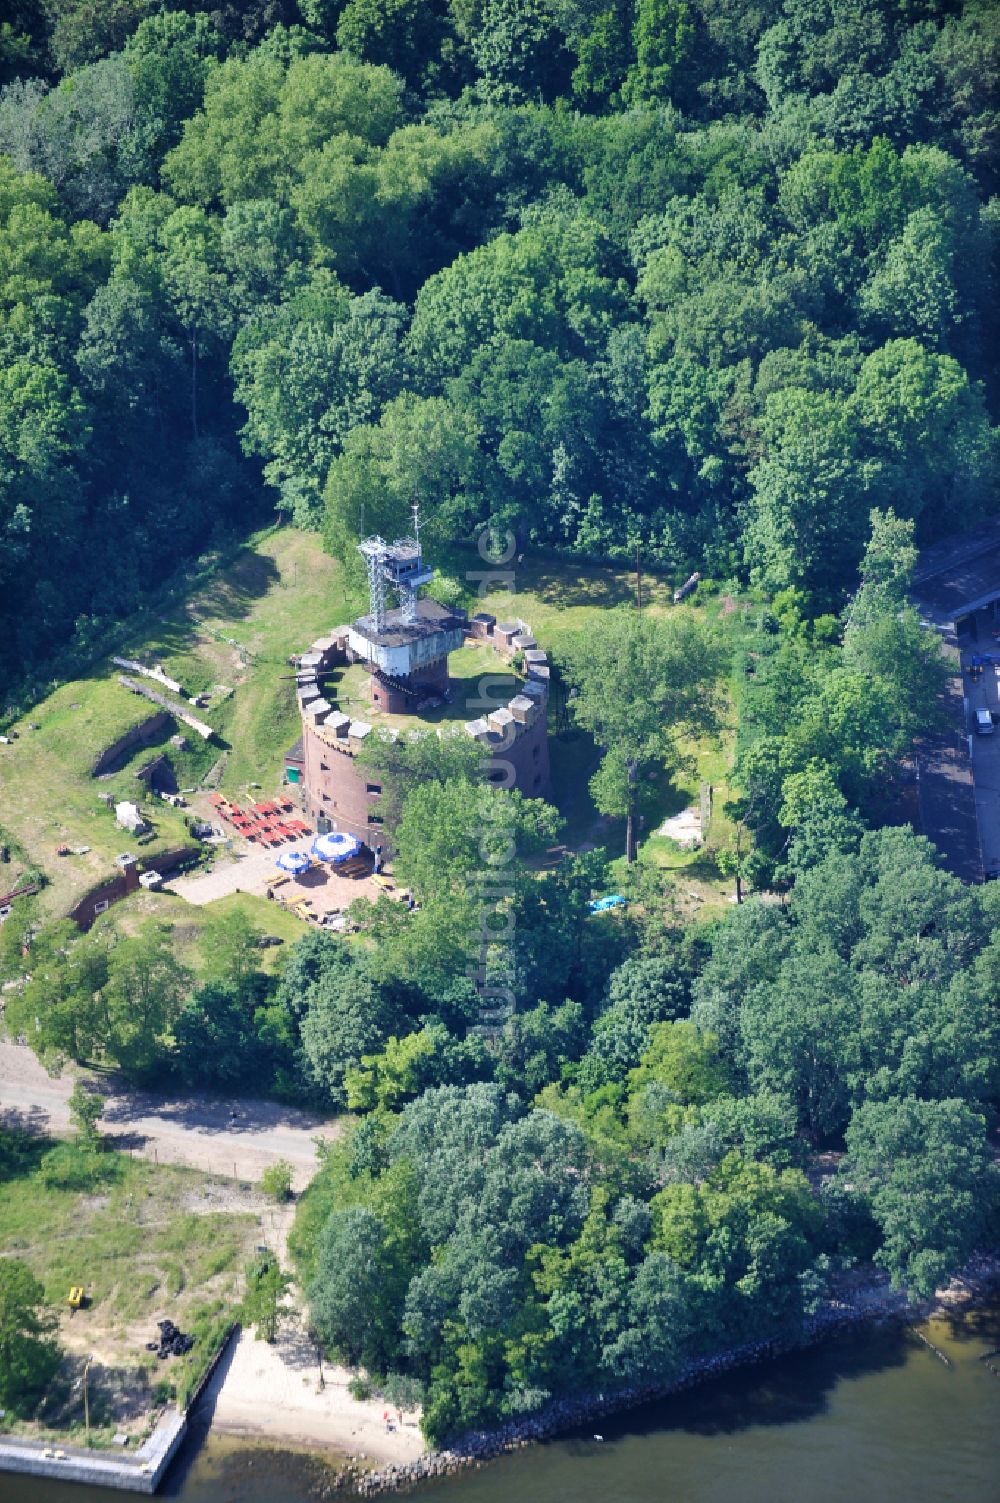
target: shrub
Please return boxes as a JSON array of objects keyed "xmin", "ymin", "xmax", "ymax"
[{"xmin": 259, "ymin": 1160, "xmax": 294, "ymax": 1202}]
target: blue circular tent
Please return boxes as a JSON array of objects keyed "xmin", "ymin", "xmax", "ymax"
[
  {"xmin": 311, "ymin": 831, "xmax": 362, "ymax": 863},
  {"xmin": 276, "ymin": 850, "xmax": 311, "ymax": 874}
]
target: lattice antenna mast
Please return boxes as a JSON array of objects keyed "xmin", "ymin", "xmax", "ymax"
[
  {"xmin": 394, "ymin": 504, "xmax": 431, "ymax": 625},
  {"xmin": 398, "ymin": 554, "xmax": 419, "ymax": 624},
  {"xmin": 399, "ymin": 583, "xmax": 416, "ymax": 624},
  {"xmin": 358, "ymin": 536, "xmax": 389, "ymax": 632},
  {"xmin": 393, "ymin": 504, "xmax": 420, "ymax": 625}
]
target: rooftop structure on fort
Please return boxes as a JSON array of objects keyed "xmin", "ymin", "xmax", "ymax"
[
  {"xmin": 286, "ymin": 529, "xmax": 552, "ymax": 852},
  {"xmin": 346, "ymin": 527, "xmax": 466, "ymax": 713}
]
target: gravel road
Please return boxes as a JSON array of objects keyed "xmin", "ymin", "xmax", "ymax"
[{"xmin": 0, "ymin": 1041, "xmax": 339, "ymax": 1188}]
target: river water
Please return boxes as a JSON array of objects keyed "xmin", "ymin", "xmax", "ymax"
[{"xmin": 2, "ymin": 1306, "xmax": 997, "ymax": 1503}]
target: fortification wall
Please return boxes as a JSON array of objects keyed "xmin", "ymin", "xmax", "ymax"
[
  {"xmin": 301, "ymin": 717, "xmax": 380, "ymax": 848},
  {"xmin": 67, "ymin": 847, "xmax": 195, "ymax": 930},
  {"xmin": 460, "ymin": 612, "xmax": 552, "ymax": 797},
  {"xmin": 91, "ymin": 713, "xmax": 173, "ymax": 776},
  {"xmin": 291, "ymin": 613, "xmax": 552, "ymax": 850}
]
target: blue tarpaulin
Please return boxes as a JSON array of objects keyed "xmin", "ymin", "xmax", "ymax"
[{"xmin": 589, "ymin": 895, "xmax": 626, "ymax": 913}]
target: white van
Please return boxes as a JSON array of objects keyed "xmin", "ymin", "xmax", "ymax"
[{"xmin": 975, "ymin": 708, "xmax": 994, "ymax": 735}]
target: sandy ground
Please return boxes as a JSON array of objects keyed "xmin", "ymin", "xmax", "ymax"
[
  {"xmin": 656, "ymin": 806, "xmax": 703, "ymax": 846},
  {"xmin": 204, "ymin": 1322, "xmax": 425, "ymax": 1465},
  {"xmin": 0, "ymin": 1041, "xmax": 424, "ymax": 1457},
  {"xmin": 168, "ymin": 835, "xmax": 384, "ymax": 918},
  {"xmin": 200, "ymin": 1204, "xmax": 425, "ymax": 1464},
  {"xmin": 0, "ymin": 1042, "xmax": 339, "ymax": 1188}
]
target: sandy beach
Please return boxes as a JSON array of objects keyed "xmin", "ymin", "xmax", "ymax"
[
  {"xmin": 200, "ymin": 1204, "xmax": 425, "ymax": 1466},
  {"xmin": 204, "ymin": 1322, "xmax": 425, "ymax": 1466}
]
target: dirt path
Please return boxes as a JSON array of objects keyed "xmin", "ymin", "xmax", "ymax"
[{"xmin": 0, "ymin": 1042, "xmax": 339, "ymax": 1188}]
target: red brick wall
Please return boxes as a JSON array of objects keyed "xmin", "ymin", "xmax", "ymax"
[
  {"xmin": 300, "ymin": 710, "xmax": 550, "ymax": 852},
  {"xmin": 371, "ymin": 661, "xmax": 448, "ymax": 714},
  {"xmin": 501, "ymin": 707, "xmax": 551, "ymax": 798},
  {"xmin": 301, "ymin": 725, "xmax": 382, "ymax": 848},
  {"xmin": 67, "ymin": 847, "xmax": 195, "ymax": 930},
  {"xmin": 298, "ymin": 624, "xmax": 552, "ymax": 851}
]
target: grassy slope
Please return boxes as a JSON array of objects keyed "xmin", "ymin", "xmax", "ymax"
[
  {"xmin": 103, "ymin": 887, "xmax": 306, "ymax": 975},
  {"xmin": 1, "ymin": 530, "xmax": 357, "ymax": 919},
  {"xmin": 113, "ymin": 527, "xmax": 359, "ymax": 792},
  {"xmin": 0, "ymin": 670, "xmax": 195, "ymax": 917}
]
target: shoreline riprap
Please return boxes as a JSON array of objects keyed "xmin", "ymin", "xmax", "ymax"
[{"xmin": 323, "ymin": 1252, "xmax": 1000, "ymax": 1498}]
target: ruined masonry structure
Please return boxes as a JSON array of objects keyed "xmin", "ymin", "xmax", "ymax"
[{"xmin": 286, "ymin": 532, "xmax": 550, "ymax": 850}]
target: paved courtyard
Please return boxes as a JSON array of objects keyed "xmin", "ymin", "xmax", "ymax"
[
  {"xmin": 167, "ymin": 834, "xmax": 384, "ymax": 915},
  {"xmin": 169, "ymin": 834, "xmax": 314, "ymax": 904}
]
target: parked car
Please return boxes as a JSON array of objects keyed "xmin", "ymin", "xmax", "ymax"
[{"xmin": 974, "ymin": 707, "xmax": 994, "ymax": 734}]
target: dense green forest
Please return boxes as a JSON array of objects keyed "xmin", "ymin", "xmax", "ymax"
[
  {"xmin": 5, "ymin": 814, "xmax": 999, "ymax": 1435},
  {"xmin": 1, "ymin": 0, "xmax": 999, "ymax": 1447},
  {"xmin": 0, "ymin": 0, "xmax": 997, "ymax": 704}
]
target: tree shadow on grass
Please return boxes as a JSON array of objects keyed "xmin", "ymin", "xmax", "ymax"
[
  {"xmin": 524, "ymin": 567, "xmax": 638, "ymax": 612},
  {"xmin": 119, "ymin": 546, "xmax": 282, "ymax": 672}
]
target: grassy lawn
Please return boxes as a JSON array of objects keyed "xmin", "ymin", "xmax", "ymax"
[
  {"xmin": 0, "ymin": 712, "xmax": 195, "ymax": 920},
  {"xmin": 547, "ymin": 728, "xmax": 609, "ymax": 848},
  {"xmin": 326, "ymin": 640, "xmax": 521, "ymax": 731},
  {"xmin": 0, "ymin": 1138, "xmax": 263, "ymax": 1443},
  {"xmin": 471, "ymin": 550, "xmax": 677, "ymax": 658},
  {"xmin": 471, "ymin": 551, "xmax": 751, "ymax": 904},
  {"xmin": 633, "ymin": 729, "xmax": 740, "ymax": 916},
  {"xmin": 111, "ymin": 528, "xmax": 359, "ymax": 793},
  {"xmin": 95, "ymin": 887, "xmax": 307, "ymax": 974}
]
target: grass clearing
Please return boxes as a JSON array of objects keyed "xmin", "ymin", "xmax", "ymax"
[
  {"xmin": 94, "ymin": 888, "xmax": 307, "ymax": 973},
  {"xmin": 473, "ymin": 552, "xmax": 751, "ymax": 900},
  {"xmin": 0, "ymin": 668, "xmax": 197, "ymax": 921},
  {"xmin": 328, "ymin": 640, "xmax": 521, "ymax": 731},
  {"xmin": 0, "ymin": 530, "xmax": 748, "ymax": 926},
  {"xmin": 0, "ymin": 1137, "xmax": 264, "ymax": 1443},
  {"xmin": 109, "ymin": 528, "xmax": 358, "ymax": 793}
]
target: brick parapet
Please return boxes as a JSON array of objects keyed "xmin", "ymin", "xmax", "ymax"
[{"xmin": 292, "ymin": 615, "xmax": 551, "ymax": 851}]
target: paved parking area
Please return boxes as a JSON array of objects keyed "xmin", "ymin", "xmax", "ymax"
[{"xmin": 917, "ymin": 655, "xmax": 983, "ymax": 884}]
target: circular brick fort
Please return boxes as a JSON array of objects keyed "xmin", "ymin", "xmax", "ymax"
[{"xmin": 284, "ymin": 534, "xmax": 550, "ymax": 852}]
